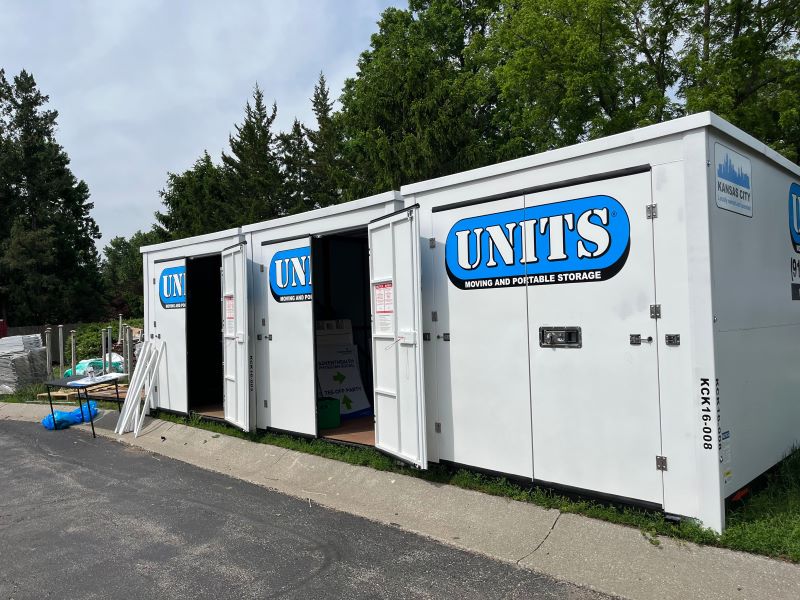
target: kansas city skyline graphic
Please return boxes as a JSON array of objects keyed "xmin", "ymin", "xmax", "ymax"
[{"xmin": 717, "ymin": 153, "xmax": 750, "ymax": 188}]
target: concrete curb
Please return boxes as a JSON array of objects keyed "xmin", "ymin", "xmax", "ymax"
[{"xmin": 3, "ymin": 402, "xmax": 799, "ymax": 600}]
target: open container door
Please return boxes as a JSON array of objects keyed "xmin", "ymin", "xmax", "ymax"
[
  {"xmin": 261, "ymin": 236, "xmax": 316, "ymax": 436},
  {"xmin": 368, "ymin": 206, "xmax": 427, "ymax": 468},
  {"xmin": 152, "ymin": 257, "xmax": 187, "ymax": 413},
  {"xmin": 221, "ymin": 244, "xmax": 250, "ymax": 431}
]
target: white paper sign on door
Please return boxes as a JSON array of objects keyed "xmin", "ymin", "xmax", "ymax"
[
  {"xmin": 224, "ymin": 294, "xmax": 235, "ymax": 336},
  {"xmin": 374, "ymin": 281, "xmax": 394, "ymax": 334}
]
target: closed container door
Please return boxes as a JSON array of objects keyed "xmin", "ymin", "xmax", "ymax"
[
  {"xmin": 261, "ymin": 237, "xmax": 316, "ymax": 436},
  {"xmin": 221, "ymin": 244, "xmax": 249, "ymax": 431},
  {"xmin": 528, "ymin": 171, "xmax": 663, "ymax": 505},
  {"xmin": 152, "ymin": 258, "xmax": 187, "ymax": 413},
  {"xmin": 368, "ymin": 207, "xmax": 427, "ymax": 468},
  {"xmin": 432, "ymin": 195, "xmax": 533, "ymax": 478}
]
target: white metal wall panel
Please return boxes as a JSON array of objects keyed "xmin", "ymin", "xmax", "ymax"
[
  {"xmin": 221, "ymin": 244, "xmax": 250, "ymax": 431},
  {"xmin": 151, "ymin": 257, "xmax": 188, "ymax": 414},
  {"xmin": 430, "ymin": 195, "xmax": 533, "ymax": 478},
  {"xmin": 708, "ymin": 133, "xmax": 800, "ymax": 505},
  {"xmin": 259, "ymin": 237, "xmax": 316, "ymax": 436},
  {"xmin": 527, "ymin": 172, "xmax": 663, "ymax": 505},
  {"xmin": 368, "ymin": 208, "xmax": 427, "ymax": 467}
]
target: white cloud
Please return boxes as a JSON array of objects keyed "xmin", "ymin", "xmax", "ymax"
[{"xmin": 0, "ymin": 0, "xmax": 399, "ymax": 252}]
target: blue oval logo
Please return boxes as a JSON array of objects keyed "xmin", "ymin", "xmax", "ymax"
[
  {"xmin": 159, "ymin": 266, "xmax": 186, "ymax": 308},
  {"xmin": 269, "ymin": 246, "xmax": 312, "ymax": 302},
  {"xmin": 789, "ymin": 182, "xmax": 800, "ymax": 253},
  {"xmin": 445, "ymin": 195, "xmax": 630, "ymax": 289}
]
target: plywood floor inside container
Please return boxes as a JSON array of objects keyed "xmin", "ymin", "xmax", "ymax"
[
  {"xmin": 320, "ymin": 416, "xmax": 375, "ymax": 446},
  {"xmin": 192, "ymin": 404, "xmax": 225, "ymax": 419}
]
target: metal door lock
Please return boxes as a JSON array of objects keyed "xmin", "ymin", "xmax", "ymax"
[
  {"xmin": 539, "ymin": 327, "xmax": 581, "ymax": 348},
  {"xmin": 630, "ymin": 334, "xmax": 653, "ymax": 345}
]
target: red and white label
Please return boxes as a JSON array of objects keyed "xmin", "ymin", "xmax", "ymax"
[
  {"xmin": 374, "ymin": 282, "xmax": 394, "ymax": 334},
  {"xmin": 224, "ymin": 294, "xmax": 235, "ymax": 335},
  {"xmin": 374, "ymin": 282, "xmax": 393, "ymax": 314}
]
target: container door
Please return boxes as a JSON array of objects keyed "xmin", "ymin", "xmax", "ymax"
[
  {"xmin": 152, "ymin": 258, "xmax": 187, "ymax": 414},
  {"xmin": 221, "ymin": 244, "xmax": 250, "ymax": 431},
  {"xmin": 261, "ymin": 237, "xmax": 316, "ymax": 436},
  {"xmin": 368, "ymin": 207, "xmax": 427, "ymax": 468},
  {"xmin": 528, "ymin": 171, "xmax": 663, "ymax": 505},
  {"xmin": 431, "ymin": 194, "xmax": 533, "ymax": 478}
]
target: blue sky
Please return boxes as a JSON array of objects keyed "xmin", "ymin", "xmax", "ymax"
[{"xmin": 0, "ymin": 0, "xmax": 399, "ymax": 252}]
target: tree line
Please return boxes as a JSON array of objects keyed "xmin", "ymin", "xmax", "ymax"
[{"xmin": 2, "ymin": 0, "xmax": 798, "ymax": 324}]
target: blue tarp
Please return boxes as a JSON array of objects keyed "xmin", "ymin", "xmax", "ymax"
[{"xmin": 42, "ymin": 401, "xmax": 98, "ymax": 430}]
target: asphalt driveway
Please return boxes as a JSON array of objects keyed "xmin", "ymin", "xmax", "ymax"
[{"xmin": 0, "ymin": 420, "xmax": 608, "ymax": 599}]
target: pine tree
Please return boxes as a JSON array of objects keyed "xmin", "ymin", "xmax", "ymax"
[
  {"xmin": 154, "ymin": 151, "xmax": 231, "ymax": 239},
  {"xmin": 222, "ymin": 85, "xmax": 284, "ymax": 222},
  {"xmin": 304, "ymin": 73, "xmax": 345, "ymax": 208},
  {"xmin": 278, "ymin": 119, "xmax": 312, "ymax": 214},
  {"xmin": 0, "ymin": 70, "xmax": 103, "ymax": 324}
]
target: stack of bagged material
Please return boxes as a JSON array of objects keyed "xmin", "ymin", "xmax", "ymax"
[{"xmin": 0, "ymin": 335, "xmax": 49, "ymax": 394}]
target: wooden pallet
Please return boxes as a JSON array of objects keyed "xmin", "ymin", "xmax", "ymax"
[
  {"xmin": 37, "ymin": 389, "xmax": 79, "ymax": 402},
  {"xmin": 86, "ymin": 383, "xmax": 129, "ymax": 400}
]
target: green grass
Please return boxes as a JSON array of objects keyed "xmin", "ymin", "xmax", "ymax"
[{"xmin": 3, "ymin": 384, "xmax": 799, "ymax": 562}]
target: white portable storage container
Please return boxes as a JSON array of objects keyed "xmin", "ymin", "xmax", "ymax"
[
  {"xmin": 243, "ymin": 191, "xmax": 409, "ymax": 453},
  {"xmin": 141, "ymin": 228, "xmax": 251, "ymax": 429},
  {"xmin": 396, "ymin": 112, "xmax": 800, "ymax": 532},
  {"xmin": 140, "ymin": 112, "xmax": 799, "ymax": 533}
]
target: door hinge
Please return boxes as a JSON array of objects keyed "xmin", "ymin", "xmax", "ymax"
[
  {"xmin": 656, "ymin": 455, "xmax": 668, "ymax": 471},
  {"xmin": 431, "ymin": 311, "xmax": 438, "ymax": 322},
  {"xmin": 665, "ymin": 334, "xmax": 681, "ymax": 346},
  {"xmin": 423, "ymin": 332, "xmax": 431, "ymax": 341},
  {"xmin": 263, "ymin": 399, "xmax": 268, "ymax": 408},
  {"xmin": 434, "ymin": 422, "xmax": 441, "ymax": 433},
  {"xmin": 429, "ymin": 237, "xmax": 436, "ymax": 248},
  {"xmin": 650, "ymin": 304, "xmax": 661, "ymax": 319},
  {"xmin": 260, "ymin": 264, "xmax": 264, "ymax": 272},
  {"xmin": 152, "ymin": 277, "xmax": 156, "ymax": 284},
  {"xmin": 646, "ymin": 204, "xmax": 658, "ymax": 219}
]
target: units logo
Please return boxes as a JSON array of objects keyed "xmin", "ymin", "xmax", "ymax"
[
  {"xmin": 269, "ymin": 246, "xmax": 312, "ymax": 302},
  {"xmin": 715, "ymin": 143, "xmax": 753, "ymax": 217},
  {"xmin": 445, "ymin": 195, "xmax": 630, "ymax": 290},
  {"xmin": 790, "ymin": 182, "xmax": 800, "ymax": 253},
  {"xmin": 159, "ymin": 266, "xmax": 186, "ymax": 309}
]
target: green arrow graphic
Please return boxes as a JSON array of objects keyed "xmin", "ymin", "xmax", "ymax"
[{"xmin": 333, "ymin": 371, "xmax": 346, "ymax": 384}]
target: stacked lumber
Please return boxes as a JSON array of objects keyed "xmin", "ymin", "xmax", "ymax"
[{"xmin": 0, "ymin": 335, "xmax": 48, "ymax": 394}]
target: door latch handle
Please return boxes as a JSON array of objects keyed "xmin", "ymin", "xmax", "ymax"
[
  {"xmin": 385, "ymin": 336, "xmax": 405, "ymax": 350},
  {"xmin": 630, "ymin": 334, "xmax": 653, "ymax": 345}
]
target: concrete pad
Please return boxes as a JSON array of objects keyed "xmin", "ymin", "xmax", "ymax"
[
  {"xmin": 522, "ymin": 513, "xmax": 800, "ymax": 600},
  {"xmin": 0, "ymin": 402, "xmax": 73, "ymax": 422}
]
